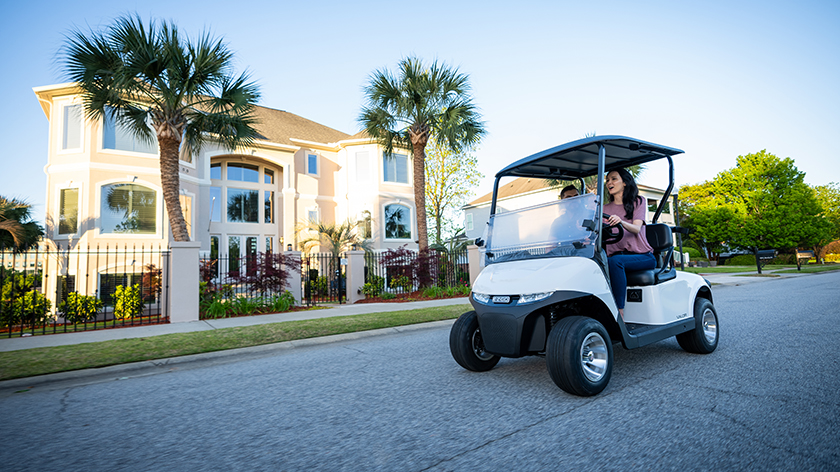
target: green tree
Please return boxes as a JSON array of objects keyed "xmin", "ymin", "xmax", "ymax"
[
  {"xmin": 676, "ymin": 181, "xmax": 731, "ymax": 260},
  {"xmin": 61, "ymin": 14, "xmax": 261, "ymax": 242},
  {"xmin": 296, "ymin": 220, "xmax": 370, "ymax": 258},
  {"xmin": 424, "ymin": 138, "xmax": 483, "ymax": 244},
  {"xmin": 358, "ymin": 56, "xmax": 485, "ymax": 250},
  {"xmin": 811, "ymin": 182, "xmax": 840, "ymax": 262},
  {"xmin": 0, "ymin": 197, "xmax": 44, "ymax": 252},
  {"xmin": 686, "ymin": 150, "xmax": 824, "ymax": 260}
]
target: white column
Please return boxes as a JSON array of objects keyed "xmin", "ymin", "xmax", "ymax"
[
  {"xmin": 168, "ymin": 241, "xmax": 201, "ymax": 323},
  {"xmin": 345, "ymin": 250, "xmax": 366, "ymax": 304},
  {"xmin": 284, "ymin": 251, "xmax": 302, "ymax": 305}
]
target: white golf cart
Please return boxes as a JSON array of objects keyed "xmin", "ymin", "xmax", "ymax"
[{"xmin": 450, "ymin": 136, "xmax": 718, "ymax": 396}]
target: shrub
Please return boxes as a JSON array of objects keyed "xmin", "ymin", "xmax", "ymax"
[
  {"xmin": 234, "ymin": 252, "xmax": 298, "ymax": 296},
  {"xmin": 113, "ymin": 284, "xmax": 144, "ymax": 320},
  {"xmin": 229, "ymin": 296, "xmax": 262, "ymax": 316},
  {"xmin": 362, "ymin": 275, "xmax": 385, "ymax": 297},
  {"xmin": 728, "ymin": 254, "xmax": 757, "ymax": 266},
  {"xmin": 392, "ymin": 275, "xmax": 413, "ymax": 293},
  {"xmin": 772, "ymin": 253, "xmax": 795, "ymax": 265},
  {"xmin": 380, "ymin": 292, "xmax": 396, "ymax": 300},
  {"xmin": 59, "ymin": 292, "xmax": 103, "ymax": 323},
  {"xmin": 825, "ymin": 253, "xmax": 840, "ymax": 263},
  {"xmin": 268, "ymin": 291, "xmax": 296, "ymax": 312}
]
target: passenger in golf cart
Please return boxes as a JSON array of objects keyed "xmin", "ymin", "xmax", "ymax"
[{"xmin": 450, "ymin": 136, "xmax": 718, "ymax": 397}]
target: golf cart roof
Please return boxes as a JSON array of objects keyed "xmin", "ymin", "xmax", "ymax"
[{"xmin": 496, "ymin": 136, "xmax": 684, "ymax": 180}]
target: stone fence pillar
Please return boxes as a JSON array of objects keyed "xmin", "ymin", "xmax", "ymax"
[
  {"xmin": 467, "ymin": 245, "xmax": 482, "ymax": 287},
  {"xmin": 285, "ymin": 251, "xmax": 302, "ymax": 306},
  {"xmin": 345, "ymin": 250, "xmax": 366, "ymax": 304},
  {"xmin": 168, "ymin": 241, "xmax": 200, "ymax": 323}
]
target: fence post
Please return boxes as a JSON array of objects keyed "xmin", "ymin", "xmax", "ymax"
[
  {"xmin": 345, "ymin": 250, "xmax": 366, "ymax": 304},
  {"xmin": 467, "ymin": 245, "xmax": 482, "ymax": 287},
  {"xmin": 168, "ymin": 241, "xmax": 200, "ymax": 323},
  {"xmin": 285, "ymin": 251, "xmax": 302, "ymax": 305}
]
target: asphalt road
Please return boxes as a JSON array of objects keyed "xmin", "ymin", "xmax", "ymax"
[{"xmin": 1, "ymin": 271, "xmax": 838, "ymax": 471}]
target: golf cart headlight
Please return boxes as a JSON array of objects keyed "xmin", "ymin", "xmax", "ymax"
[
  {"xmin": 472, "ymin": 292, "xmax": 491, "ymax": 304},
  {"xmin": 517, "ymin": 292, "xmax": 553, "ymax": 305}
]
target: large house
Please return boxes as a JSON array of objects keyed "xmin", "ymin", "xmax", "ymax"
[
  {"xmin": 462, "ymin": 177, "xmax": 677, "ymax": 241},
  {"xmin": 33, "ymin": 83, "xmax": 419, "ymax": 262}
]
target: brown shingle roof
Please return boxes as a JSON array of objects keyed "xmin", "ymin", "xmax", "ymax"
[
  {"xmin": 251, "ymin": 105, "xmax": 350, "ymax": 146},
  {"xmin": 466, "ymin": 177, "xmax": 554, "ymax": 207}
]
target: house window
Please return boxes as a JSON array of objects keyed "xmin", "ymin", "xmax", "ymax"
[
  {"xmin": 211, "ymin": 163, "xmax": 222, "ymax": 180},
  {"xmin": 227, "ymin": 163, "xmax": 259, "ymax": 182},
  {"xmin": 62, "ymin": 104, "xmax": 82, "ymax": 150},
  {"xmin": 466, "ymin": 213, "xmax": 474, "ymax": 232},
  {"xmin": 307, "ymin": 154, "xmax": 318, "ymax": 176},
  {"xmin": 359, "ymin": 210, "xmax": 372, "ymax": 239},
  {"xmin": 264, "ymin": 169, "xmax": 274, "ymax": 184},
  {"xmin": 209, "ymin": 235, "xmax": 220, "ymax": 278},
  {"xmin": 227, "ymin": 188, "xmax": 259, "ymax": 223},
  {"xmin": 99, "ymin": 273, "xmax": 143, "ymax": 305},
  {"xmin": 355, "ymin": 151, "xmax": 369, "ymax": 183},
  {"xmin": 384, "ymin": 204, "xmax": 411, "ymax": 240},
  {"xmin": 102, "ymin": 108, "xmax": 157, "ymax": 154},
  {"xmin": 647, "ymin": 199, "xmax": 671, "ymax": 214},
  {"xmin": 229, "ymin": 236, "xmax": 241, "ymax": 275},
  {"xmin": 100, "ymin": 183, "xmax": 157, "ymax": 234},
  {"xmin": 308, "ymin": 208, "xmax": 319, "ymax": 223},
  {"xmin": 265, "ymin": 236, "xmax": 273, "ymax": 253},
  {"xmin": 264, "ymin": 191, "xmax": 274, "ymax": 223},
  {"xmin": 383, "ymin": 153, "xmax": 408, "ymax": 184},
  {"xmin": 59, "ymin": 188, "xmax": 79, "ymax": 235}
]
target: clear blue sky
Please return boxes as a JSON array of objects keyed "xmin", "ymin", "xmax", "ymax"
[{"xmin": 2, "ymin": 0, "xmax": 838, "ymax": 224}]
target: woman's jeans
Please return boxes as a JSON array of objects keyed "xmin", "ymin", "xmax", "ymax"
[{"xmin": 608, "ymin": 252, "xmax": 656, "ymax": 310}]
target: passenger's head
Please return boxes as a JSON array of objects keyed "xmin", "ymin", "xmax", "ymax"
[
  {"xmin": 560, "ymin": 185, "xmax": 579, "ymax": 199},
  {"xmin": 606, "ymin": 168, "xmax": 640, "ymax": 219}
]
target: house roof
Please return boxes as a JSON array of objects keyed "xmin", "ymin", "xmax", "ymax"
[
  {"xmin": 251, "ymin": 105, "xmax": 350, "ymax": 146},
  {"xmin": 465, "ymin": 177, "xmax": 553, "ymax": 207}
]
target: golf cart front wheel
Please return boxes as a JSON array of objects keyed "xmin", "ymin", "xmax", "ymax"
[
  {"xmin": 449, "ymin": 311, "xmax": 500, "ymax": 372},
  {"xmin": 676, "ymin": 298, "xmax": 719, "ymax": 354},
  {"xmin": 546, "ymin": 316, "xmax": 613, "ymax": 396}
]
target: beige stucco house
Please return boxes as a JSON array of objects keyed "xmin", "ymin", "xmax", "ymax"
[{"xmin": 34, "ymin": 83, "xmax": 419, "ymax": 265}]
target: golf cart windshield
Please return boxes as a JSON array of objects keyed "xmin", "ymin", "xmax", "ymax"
[{"xmin": 486, "ymin": 193, "xmax": 597, "ymax": 264}]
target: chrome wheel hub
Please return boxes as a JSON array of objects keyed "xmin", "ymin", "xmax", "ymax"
[
  {"xmin": 472, "ymin": 329, "xmax": 494, "ymax": 361},
  {"xmin": 702, "ymin": 308, "xmax": 717, "ymax": 344},
  {"xmin": 580, "ymin": 332, "xmax": 608, "ymax": 382}
]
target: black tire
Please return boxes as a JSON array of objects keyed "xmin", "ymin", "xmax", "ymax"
[
  {"xmin": 449, "ymin": 311, "xmax": 500, "ymax": 372},
  {"xmin": 676, "ymin": 298, "xmax": 719, "ymax": 354},
  {"xmin": 546, "ymin": 316, "xmax": 613, "ymax": 396}
]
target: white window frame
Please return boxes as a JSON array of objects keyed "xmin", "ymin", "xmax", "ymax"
[
  {"xmin": 55, "ymin": 182, "xmax": 83, "ymax": 239},
  {"xmin": 465, "ymin": 213, "xmax": 474, "ymax": 232},
  {"xmin": 383, "ymin": 202, "xmax": 413, "ymax": 241},
  {"xmin": 382, "ymin": 152, "xmax": 410, "ymax": 185},
  {"xmin": 58, "ymin": 100, "xmax": 84, "ymax": 154},
  {"xmin": 98, "ymin": 107, "xmax": 159, "ymax": 158},
  {"xmin": 306, "ymin": 206, "xmax": 320, "ymax": 224},
  {"xmin": 94, "ymin": 178, "xmax": 163, "ymax": 239},
  {"xmin": 306, "ymin": 153, "xmax": 319, "ymax": 177}
]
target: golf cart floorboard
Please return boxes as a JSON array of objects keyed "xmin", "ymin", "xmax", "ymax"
[{"xmin": 622, "ymin": 319, "xmax": 695, "ymax": 349}]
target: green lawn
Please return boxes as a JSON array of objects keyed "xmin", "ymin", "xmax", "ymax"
[
  {"xmin": 681, "ymin": 265, "xmax": 795, "ymax": 274},
  {"xmin": 0, "ymin": 304, "xmax": 471, "ymax": 382},
  {"xmin": 774, "ymin": 264, "xmax": 840, "ymax": 274}
]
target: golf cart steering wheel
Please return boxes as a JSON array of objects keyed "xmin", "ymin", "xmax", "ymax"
[{"xmin": 601, "ymin": 213, "xmax": 625, "ymax": 247}]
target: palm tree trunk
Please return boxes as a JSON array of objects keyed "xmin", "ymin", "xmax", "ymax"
[
  {"xmin": 158, "ymin": 135, "xmax": 190, "ymax": 242},
  {"xmin": 411, "ymin": 140, "xmax": 429, "ymax": 251}
]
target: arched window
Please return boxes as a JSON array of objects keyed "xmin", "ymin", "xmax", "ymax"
[
  {"xmin": 384, "ymin": 204, "xmax": 411, "ymax": 240},
  {"xmin": 100, "ymin": 183, "xmax": 157, "ymax": 234}
]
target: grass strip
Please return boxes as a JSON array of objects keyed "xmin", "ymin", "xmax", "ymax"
[
  {"xmin": 681, "ymin": 265, "xmax": 795, "ymax": 274},
  {"xmin": 774, "ymin": 265, "xmax": 840, "ymax": 274},
  {"xmin": 0, "ymin": 304, "xmax": 471, "ymax": 381}
]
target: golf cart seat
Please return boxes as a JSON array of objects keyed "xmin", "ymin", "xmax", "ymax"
[{"xmin": 626, "ymin": 223, "xmax": 676, "ymax": 286}]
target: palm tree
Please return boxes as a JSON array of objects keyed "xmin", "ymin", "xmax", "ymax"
[
  {"xmin": 359, "ymin": 57, "xmax": 485, "ymax": 250},
  {"xmin": 0, "ymin": 197, "xmax": 44, "ymax": 252},
  {"xmin": 296, "ymin": 220, "xmax": 370, "ymax": 258},
  {"xmin": 61, "ymin": 14, "xmax": 261, "ymax": 242}
]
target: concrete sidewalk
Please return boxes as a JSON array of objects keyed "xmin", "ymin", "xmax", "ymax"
[
  {"xmin": 696, "ymin": 268, "xmax": 811, "ymax": 286},
  {"xmin": 0, "ymin": 297, "xmax": 472, "ymax": 353}
]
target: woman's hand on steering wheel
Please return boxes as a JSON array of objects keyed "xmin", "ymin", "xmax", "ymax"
[{"xmin": 601, "ymin": 213, "xmax": 624, "ymax": 246}]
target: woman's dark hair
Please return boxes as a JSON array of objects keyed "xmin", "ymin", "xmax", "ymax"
[{"xmin": 608, "ymin": 168, "xmax": 641, "ymax": 219}]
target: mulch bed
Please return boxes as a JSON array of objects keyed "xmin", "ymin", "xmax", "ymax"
[{"xmin": 354, "ymin": 292, "xmax": 469, "ymax": 304}]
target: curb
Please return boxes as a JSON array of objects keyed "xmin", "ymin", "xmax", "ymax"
[{"xmin": 0, "ymin": 319, "xmax": 456, "ymax": 397}]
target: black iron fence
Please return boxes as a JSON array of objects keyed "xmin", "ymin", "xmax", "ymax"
[
  {"xmin": 363, "ymin": 247, "xmax": 470, "ymax": 295},
  {"xmin": 1, "ymin": 244, "xmax": 168, "ymax": 337},
  {"xmin": 302, "ymin": 252, "xmax": 345, "ymax": 305},
  {"xmin": 199, "ymin": 251, "xmax": 297, "ymax": 301}
]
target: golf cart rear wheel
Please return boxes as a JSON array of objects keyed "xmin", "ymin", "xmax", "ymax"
[
  {"xmin": 676, "ymin": 298, "xmax": 719, "ymax": 354},
  {"xmin": 546, "ymin": 316, "xmax": 613, "ymax": 396},
  {"xmin": 449, "ymin": 311, "xmax": 500, "ymax": 372}
]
